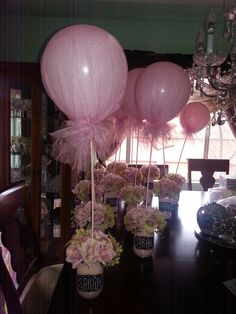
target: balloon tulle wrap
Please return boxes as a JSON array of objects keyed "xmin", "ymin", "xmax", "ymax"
[
  {"xmin": 40, "ymin": 24, "xmax": 128, "ymax": 169},
  {"xmin": 97, "ymin": 115, "xmax": 129, "ymax": 162},
  {"xmin": 139, "ymin": 121, "xmax": 174, "ymax": 147},
  {"xmin": 50, "ymin": 119, "xmax": 125, "ymax": 170}
]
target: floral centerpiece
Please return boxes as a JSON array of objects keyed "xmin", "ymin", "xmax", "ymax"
[
  {"xmin": 100, "ymin": 173, "xmax": 126, "ymax": 195},
  {"xmin": 119, "ymin": 184, "xmax": 146, "ymax": 207},
  {"xmin": 85, "ymin": 168, "xmax": 107, "ymax": 184},
  {"xmin": 124, "ymin": 206, "xmax": 166, "ymax": 258},
  {"xmin": 120, "ymin": 166, "xmax": 142, "ymax": 185},
  {"xmin": 72, "ymin": 179, "xmax": 91, "ymax": 202},
  {"xmin": 66, "ymin": 228, "xmax": 122, "ymax": 268},
  {"xmin": 153, "ymin": 173, "xmax": 186, "ymax": 203},
  {"xmin": 72, "ymin": 179, "xmax": 104, "ymax": 203},
  {"xmin": 72, "ymin": 201, "xmax": 115, "ymax": 230},
  {"xmin": 66, "ymin": 228, "xmax": 123, "ymax": 299},
  {"xmin": 140, "ymin": 164, "xmax": 160, "ymax": 189},
  {"xmin": 124, "ymin": 206, "xmax": 166, "ymax": 235},
  {"xmin": 106, "ymin": 161, "xmax": 127, "ymax": 175},
  {"xmin": 100, "ymin": 173, "xmax": 126, "ymax": 206}
]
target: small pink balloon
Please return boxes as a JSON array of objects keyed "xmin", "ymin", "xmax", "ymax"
[
  {"xmin": 135, "ymin": 62, "xmax": 191, "ymax": 123},
  {"xmin": 179, "ymin": 102, "xmax": 210, "ymax": 134},
  {"xmin": 122, "ymin": 68, "xmax": 143, "ymax": 120},
  {"xmin": 41, "ymin": 24, "xmax": 128, "ymax": 122}
]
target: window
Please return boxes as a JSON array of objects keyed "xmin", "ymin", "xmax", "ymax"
[{"xmin": 108, "ymin": 115, "xmax": 236, "ymax": 183}]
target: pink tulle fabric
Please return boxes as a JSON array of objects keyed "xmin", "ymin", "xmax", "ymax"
[
  {"xmin": 139, "ymin": 121, "xmax": 175, "ymax": 147},
  {"xmin": 50, "ymin": 117, "xmax": 129, "ymax": 169}
]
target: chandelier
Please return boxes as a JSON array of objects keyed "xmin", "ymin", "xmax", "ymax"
[{"xmin": 189, "ymin": 1, "xmax": 236, "ymax": 126}]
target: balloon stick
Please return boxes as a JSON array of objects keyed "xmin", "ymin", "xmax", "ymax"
[
  {"xmin": 118, "ymin": 145, "xmax": 122, "ymax": 162},
  {"xmin": 176, "ymin": 134, "xmax": 188, "ymax": 174},
  {"xmin": 145, "ymin": 136, "xmax": 154, "ymax": 208},
  {"xmin": 90, "ymin": 141, "xmax": 95, "ymax": 239},
  {"xmin": 130, "ymin": 127, "xmax": 134, "ymax": 165},
  {"xmin": 161, "ymin": 133, "xmax": 166, "ymax": 175},
  {"xmin": 134, "ymin": 129, "xmax": 140, "ymax": 186}
]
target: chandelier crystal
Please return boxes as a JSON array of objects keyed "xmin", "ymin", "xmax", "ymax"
[{"xmin": 189, "ymin": 1, "xmax": 236, "ymax": 126}]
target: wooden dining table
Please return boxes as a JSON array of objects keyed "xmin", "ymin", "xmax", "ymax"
[{"xmin": 46, "ymin": 191, "xmax": 236, "ymax": 314}]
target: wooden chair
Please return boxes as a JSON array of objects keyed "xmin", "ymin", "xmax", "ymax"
[
  {"xmin": 156, "ymin": 164, "xmax": 169, "ymax": 178},
  {"xmin": 0, "ymin": 181, "xmax": 62, "ymax": 314},
  {"xmin": 187, "ymin": 158, "xmax": 230, "ymax": 191}
]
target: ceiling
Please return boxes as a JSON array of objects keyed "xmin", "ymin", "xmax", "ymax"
[{"xmin": 0, "ymin": 0, "xmax": 224, "ymax": 18}]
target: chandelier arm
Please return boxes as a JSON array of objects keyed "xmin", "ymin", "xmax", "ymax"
[
  {"xmin": 197, "ymin": 86, "xmax": 217, "ymax": 98},
  {"xmin": 206, "ymin": 67, "xmax": 232, "ymax": 92}
]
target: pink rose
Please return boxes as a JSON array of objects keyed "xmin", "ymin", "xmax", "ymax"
[
  {"xmin": 66, "ymin": 243, "xmax": 83, "ymax": 268},
  {"xmin": 98, "ymin": 243, "xmax": 116, "ymax": 264}
]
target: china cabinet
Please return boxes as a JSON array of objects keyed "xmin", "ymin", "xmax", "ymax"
[
  {"xmin": 0, "ymin": 62, "xmax": 72, "ymax": 264},
  {"xmin": 0, "ymin": 62, "xmax": 41, "ymax": 233}
]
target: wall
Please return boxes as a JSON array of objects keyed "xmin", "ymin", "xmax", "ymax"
[{"xmin": 0, "ymin": 3, "xmax": 230, "ymax": 63}]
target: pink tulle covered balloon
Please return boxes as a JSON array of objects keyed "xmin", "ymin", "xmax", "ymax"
[
  {"xmin": 40, "ymin": 24, "xmax": 128, "ymax": 169},
  {"xmin": 122, "ymin": 68, "xmax": 143, "ymax": 120},
  {"xmin": 41, "ymin": 24, "xmax": 127, "ymax": 121},
  {"xmin": 179, "ymin": 102, "xmax": 210, "ymax": 134},
  {"xmin": 135, "ymin": 62, "xmax": 191, "ymax": 124}
]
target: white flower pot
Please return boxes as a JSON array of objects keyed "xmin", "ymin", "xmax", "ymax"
[
  {"xmin": 133, "ymin": 232, "xmax": 154, "ymax": 258},
  {"xmin": 76, "ymin": 262, "xmax": 104, "ymax": 299}
]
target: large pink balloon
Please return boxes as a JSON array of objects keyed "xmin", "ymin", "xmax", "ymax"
[
  {"xmin": 135, "ymin": 62, "xmax": 191, "ymax": 123},
  {"xmin": 41, "ymin": 24, "xmax": 128, "ymax": 122},
  {"xmin": 122, "ymin": 68, "xmax": 143, "ymax": 120},
  {"xmin": 179, "ymin": 102, "xmax": 210, "ymax": 134}
]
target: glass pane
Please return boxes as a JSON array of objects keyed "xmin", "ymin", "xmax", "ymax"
[
  {"xmin": 10, "ymin": 88, "xmax": 31, "ymax": 184},
  {"xmin": 40, "ymin": 92, "xmax": 62, "ymax": 263}
]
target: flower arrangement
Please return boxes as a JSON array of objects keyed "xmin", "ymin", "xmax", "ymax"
[
  {"xmin": 166, "ymin": 173, "xmax": 186, "ymax": 187},
  {"xmin": 106, "ymin": 161, "xmax": 127, "ymax": 175},
  {"xmin": 66, "ymin": 228, "xmax": 122, "ymax": 268},
  {"xmin": 100, "ymin": 173, "xmax": 126, "ymax": 196},
  {"xmin": 119, "ymin": 184, "xmax": 146, "ymax": 206},
  {"xmin": 120, "ymin": 166, "xmax": 142, "ymax": 185},
  {"xmin": 72, "ymin": 201, "xmax": 115, "ymax": 230},
  {"xmin": 140, "ymin": 164, "xmax": 160, "ymax": 181},
  {"xmin": 72, "ymin": 179, "xmax": 91, "ymax": 202},
  {"xmin": 85, "ymin": 168, "xmax": 107, "ymax": 185},
  {"xmin": 124, "ymin": 206, "xmax": 166, "ymax": 235},
  {"xmin": 72, "ymin": 180, "xmax": 104, "ymax": 202},
  {"xmin": 153, "ymin": 173, "xmax": 186, "ymax": 199}
]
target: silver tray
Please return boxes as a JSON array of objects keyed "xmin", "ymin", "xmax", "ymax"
[{"xmin": 195, "ymin": 227, "xmax": 236, "ymax": 250}]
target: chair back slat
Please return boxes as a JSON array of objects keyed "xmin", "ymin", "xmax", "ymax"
[{"xmin": 187, "ymin": 159, "xmax": 230, "ymax": 191}]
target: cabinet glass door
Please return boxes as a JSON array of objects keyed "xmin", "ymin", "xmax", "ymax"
[
  {"xmin": 10, "ymin": 87, "xmax": 31, "ymax": 184},
  {"xmin": 40, "ymin": 91, "xmax": 63, "ymax": 263}
]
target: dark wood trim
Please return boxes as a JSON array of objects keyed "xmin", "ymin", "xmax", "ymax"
[{"xmin": 60, "ymin": 162, "xmax": 72, "ymax": 261}]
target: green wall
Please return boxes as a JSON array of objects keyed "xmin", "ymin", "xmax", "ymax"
[{"xmin": 0, "ymin": 4, "xmax": 231, "ymax": 62}]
